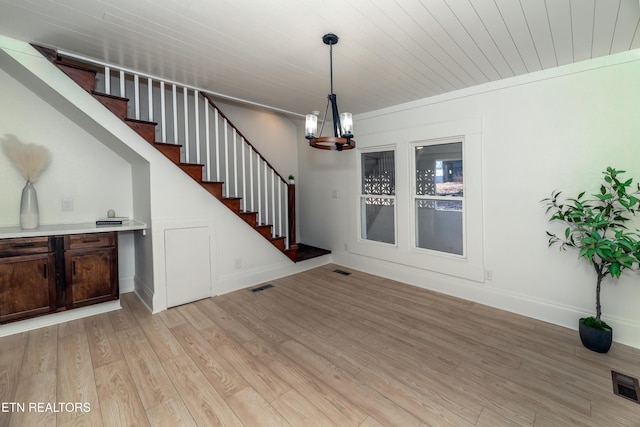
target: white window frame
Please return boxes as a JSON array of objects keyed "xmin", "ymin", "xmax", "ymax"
[
  {"xmin": 411, "ymin": 137, "xmax": 466, "ymax": 258},
  {"xmin": 358, "ymin": 146, "xmax": 397, "ymax": 247},
  {"xmin": 347, "ymin": 118, "xmax": 483, "ymax": 282}
]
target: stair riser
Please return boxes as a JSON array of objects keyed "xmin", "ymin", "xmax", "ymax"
[
  {"xmin": 271, "ymin": 238, "xmax": 285, "ymax": 251},
  {"xmin": 201, "ymin": 182, "xmax": 223, "ymax": 199},
  {"xmin": 94, "ymin": 94, "xmax": 128, "ymax": 119},
  {"xmin": 239, "ymin": 213, "xmax": 257, "ymax": 227},
  {"xmin": 180, "ymin": 164, "xmax": 203, "ymax": 182},
  {"xmin": 256, "ymin": 226, "xmax": 272, "ymax": 239},
  {"xmin": 155, "ymin": 144, "xmax": 181, "ymax": 164},
  {"xmin": 57, "ymin": 64, "xmax": 96, "ymax": 92},
  {"xmin": 126, "ymin": 120, "xmax": 156, "ymax": 143},
  {"xmin": 222, "ymin": 199, "xmax": 241, "ymax": 212}
]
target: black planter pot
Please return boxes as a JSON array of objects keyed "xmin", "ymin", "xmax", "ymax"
[{"xmin": 579, "ymin": 318, "xmax": 613, "ymax": 353}]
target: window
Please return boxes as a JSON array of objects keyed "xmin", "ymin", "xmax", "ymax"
[
  {"xmin": 414, "ymin": 141, "xmax": 464, "ymax": 255},
  {"xmin": 360, "ymin": 150, "xmax": 395, "ymax": 244}
]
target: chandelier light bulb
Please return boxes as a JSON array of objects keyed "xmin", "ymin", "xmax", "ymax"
[
  {"xmin": 305, "ymin": 114, "xmax": 318, "ymax": 139},
  {"xmin": 340, "ymin": 112, "xmax": 353, "ymax": 136}
]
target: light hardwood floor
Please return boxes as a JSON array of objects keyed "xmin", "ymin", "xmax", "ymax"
[{"xmin": 1, "ymin": 264, "xmax": 639, "ymax": 426}]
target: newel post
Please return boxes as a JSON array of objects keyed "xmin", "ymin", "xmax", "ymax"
[{"xmin": 288, "ymin": 183, "xmax": 297, "ymax": 250}]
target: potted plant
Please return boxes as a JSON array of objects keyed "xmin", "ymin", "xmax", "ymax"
[
  {"xmin": 542, "ymin": 167, "xmax": 640, "ymax": 353},
  {"xmin": 288, "ymin": 175, "xmax": 295, "ymax": 184}
]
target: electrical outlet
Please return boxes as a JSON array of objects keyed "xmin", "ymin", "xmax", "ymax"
[
  {"xmin": 484, "ymin": 269, "xmax": 493, "ymax": 281},
  {"xmin": 62, "ymin": 198, "xmax": 74, "ymax": 211}
]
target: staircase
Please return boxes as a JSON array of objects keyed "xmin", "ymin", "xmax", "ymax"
[{"xmin": 32, "ymin": 46, "xmax": 329, "ymax": 262}]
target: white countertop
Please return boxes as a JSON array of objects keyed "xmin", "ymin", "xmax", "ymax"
[{"xmin": 0, "ymin": 220, "xmax": 147, "ymax": 239}]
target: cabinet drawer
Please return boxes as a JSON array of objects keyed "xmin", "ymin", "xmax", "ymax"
[
  {"xmin": 67, "ymin": 232, "xmax": 115, "ymax": 249},
  {"xmin": 0, "ymin": 236, "xmax": 51, "ymax": 256}
]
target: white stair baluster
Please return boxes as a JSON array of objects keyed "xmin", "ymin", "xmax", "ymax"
[
  {"xmin": 172, "ymin": 84, "xmax": 178, "ymax": 144},
  {"xmin": 119, "ymin": 70, "xmax": 125, "ymax": 98},
  {"xmin": 147, "ymin": 78, "xmax": 153, "ymax": 122},
  {"xmin": 233, "ymin": 130, "xmax": 238, "ymax": 197},
  {"xmin": 160, "ymin": 81, "xmax": 166, "ymax": 142},
  {"xmin": 264, "ymin": 160, "xmax": 269, "ymax": 228},
  {"xmin": 284, "ymin": 183, "xmax": 289, "ymax": 249},
  {"xmin": 214, "ymin": 109, "xmax": 220, "ymax": 182},
  {"xmin": 134, "ymin": 74, "xmax": 140, "ymax": 120},
  {"xmin": 271, "ymin": 169, "xmax": 276, "ymax": 237},
  {"xmin": 194, "ymin": 90, "xmax": 200, "ymax": 165},
  {"xmin": 249, "ymin": 148, "xmax": 254, "ymax": 213},
  {"xmin": 241, "ymin": 138, "xmax": 246, "ymax": 211},
  {"xmin": 204, "ymin": 101, "xmax": 211, "ymax": 181},
  {"xmin": 224, "ymin": 119, "xmax": 229, "ymax": 198},
  {"xmin": 104, "ymin": 66, "xmax": 110, "ymax": 94},
  {"xmin": 183, "ymin": 87, "xmax": 189, "ymax": 162},
  {"xmin": 257, "ymin": 155, "xmax": 261, "ymax": 224}
]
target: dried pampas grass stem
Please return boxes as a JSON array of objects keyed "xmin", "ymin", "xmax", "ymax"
[{"xmin": 1, "ymin": 134, "xmax": 52, "ymax": 182}]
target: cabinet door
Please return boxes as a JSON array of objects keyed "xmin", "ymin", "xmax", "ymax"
[
  {"xmin": 65, "ymin": 247, "xmax": 118, "ymax": 308},
  {"xmin": 0, "ymin": 253, "xmax": 56, "ymax": 323}
]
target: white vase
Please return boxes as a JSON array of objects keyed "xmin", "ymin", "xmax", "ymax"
[{"xmin": 20, "ymin": 181, "xmax": 39, "ymax": 229}]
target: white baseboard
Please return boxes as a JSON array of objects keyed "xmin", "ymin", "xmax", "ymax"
[
  {"xmin": 134, "ymin": 275, "xmax": 155, "ymax": 312},
  {"xmin": 119, "ymin": 275, "xmax": 135, "ymax": 293},
  {"xmin": 0, "ymin": 300, "xmax": 121, "ymax": 337}
]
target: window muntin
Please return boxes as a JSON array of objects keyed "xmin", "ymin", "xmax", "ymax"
[
  {"xmin": 414, "ymin": 141, "xmax": 464, "ymax": 255},
  {"xmin": 360, "ymin": 150, "xmax": 395, "ymax": 245}
]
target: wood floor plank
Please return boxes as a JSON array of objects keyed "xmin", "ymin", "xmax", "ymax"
[
  {"xmin": 199, "ymin": 324, "xmax": 291, "ymax": 403},
  {"xmin": 226, "ymin": 386, "xmax": 291, "ymax": 427},
  {"xmin": 85, "ymin": 313, "xmax": 124, "ymax": 368},
  {"xmin": 169, "ymin": 323, "xmax": 249, "ymax": 398},
  {"xmin": 243, "ymin": 337, "xmax": 368, "ymax": 426},
  {"xmin": 279, "ymin": 339, "xmax": 423, "ymax": 427},
  {"xmin": 195, "ymin": 298, "xmax": 258, "ymax": 344},
  {"xmin": 0, "ymin": 332, "xmax": 28, "ymax": 427},
  {"xmin": 476, "ymin": 406, "xmax": 527, "ymax": 427},
  {"xmin": 94, "ymin": 359, "xmax": 150, "ymax": 427},
  {"xmin": 145, "ymin": 396, "xmax": 197, "ymax": 427},
  {"xmin": 161, "ymin": 355, "xmax": 244, "ymax": 426},
  {"xmin": 56, "ymin": 332, "xmax": 102, "ymax": 427},
  {"xmin": 9, "ymin": 370, "xmax": 56, "ymax": 427},
  {"xmin": 19, "ymin": 325, "xmax": 57, "ymax": 378},
  {"xmin": 135, "ymin": 316, "xmax": 185, "ymax": 362},
  {"xmin": 109, "ymin": 304, "xmax": 137, "ymax": 333},
  {"xmin": 271, "ymin": 389, "xmax": 338, "ymax": 427},
  {"xmin": 116, "ymin": 327, "xmax": 178, "ymax": 409},
  {"xmin": 158, "ymin": 307, "xmax": 187, "ymax": 329}
]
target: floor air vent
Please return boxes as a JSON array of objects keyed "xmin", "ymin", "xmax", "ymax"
[
  {"xmin": 251, "ymin": 284, "xmax": 274, "ymax": 293},
  {"xmin": 333, "ymin": 269, "xmax": 351, "ymax": 276},
  {"xmin": 612, "ymin": 371, "xmax": 640, "ymax": 404}
]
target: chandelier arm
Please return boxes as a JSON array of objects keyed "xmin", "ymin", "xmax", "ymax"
[{"xmin": 318, "ymin": 97, "xmax": 331, "ymax": 137}]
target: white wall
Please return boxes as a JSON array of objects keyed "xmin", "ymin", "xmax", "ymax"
[
  {"xmin": 214, "ymin": 100, "xmax": 299, "ymax": 180},
  {"xmin": 299, "ymin": 49, "xmax": 640, "ymax": 348}
]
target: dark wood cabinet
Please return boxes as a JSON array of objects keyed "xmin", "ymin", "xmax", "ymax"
[
  {"xmin": 65, "ymin": 233, "xmax": 118, "ymax": 309},
  {"xmin": 0, "ymin": 232, "xmax": 118, "ymax": 324}
]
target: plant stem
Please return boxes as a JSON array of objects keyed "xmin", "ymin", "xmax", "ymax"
[{"xmin": 593, "ymin": 263, "xmax": 604, "ymax": 321}]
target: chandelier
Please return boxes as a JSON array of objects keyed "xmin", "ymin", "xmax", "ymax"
[{"xmin": 305, "ymin": 33, "xmax": 355, "ymax": 151}]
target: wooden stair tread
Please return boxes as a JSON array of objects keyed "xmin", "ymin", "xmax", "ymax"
[
  {"xmin": 55, "ymin": 61, "xmax": 97, "ymax": 74},
  {"xmin": 92, "ymin": 91, "xmax": 128, "ymax": 102},
  {"xmin": 125, "ymin": 118, "xmax": 158, "ymax": 126},
  {"xmin": 154, "ymin": 142, "xmax": 181, "ymax": 149}
]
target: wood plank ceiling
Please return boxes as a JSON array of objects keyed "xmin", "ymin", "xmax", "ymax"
[{"xmin": 1, "ymin": 0, "xmax": 639, "ymax": 116}]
